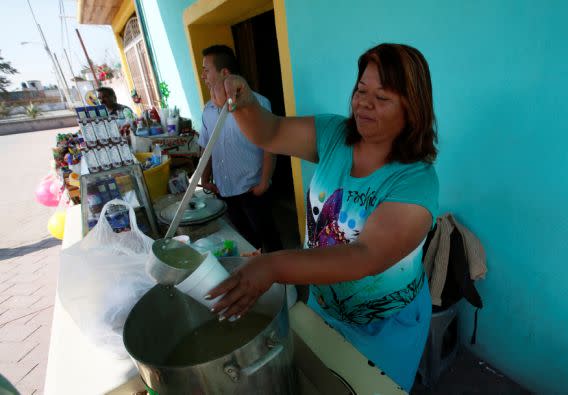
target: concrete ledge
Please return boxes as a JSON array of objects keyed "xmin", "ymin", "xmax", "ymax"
[{"xmin": 0, "ymin": 113, "xmax": 78, "ymax": 135}]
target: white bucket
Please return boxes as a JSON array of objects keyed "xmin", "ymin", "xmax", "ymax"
[{"xmin": 177, "ymin": 252, "xmax": 229, "ymax": 309}]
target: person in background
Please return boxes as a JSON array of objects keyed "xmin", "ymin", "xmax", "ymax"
[
  {"xmin": 207, "ymin": 43, "xmax": 439, "ymax": 392},
  {"xmin": 96, "ymin": 87, "xmax": 132, "ymax": 117},
  {"xmin": 199, "ymin": 45, "xmax": 282, "ymax": 253}
]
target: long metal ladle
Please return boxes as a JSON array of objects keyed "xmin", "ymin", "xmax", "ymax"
[{"xmin": 147, "ymin": 101, "xmax": 231, "ymax": 285}]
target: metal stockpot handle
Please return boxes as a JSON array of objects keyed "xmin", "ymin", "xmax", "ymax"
[
  {"xmin": 224, "ymin": 340, "xmax": 284, "ymax": 381},
  {"xmin": 241, "ymin": 343, "xmax": 284, "ymax": 376}
]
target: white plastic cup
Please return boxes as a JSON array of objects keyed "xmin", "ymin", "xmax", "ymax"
[
  {"xmin": 177, "ymin": 251, "xmax": 229, "ymax": 309},
  {"xmin": 192, "ymin": 236, "xmax": 223, "ymax": 255},
  {"xmin": 173, "ymin": 235, "xmax": 191, "ymax": 245}
]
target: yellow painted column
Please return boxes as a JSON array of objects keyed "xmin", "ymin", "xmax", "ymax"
[
  {"xmin": 111, "ymin": 1, "xmax": 136, "ymax": 102},
  {"xmin": 274, "ymin": 0, "xmax": 305, "ymax": 242},
  {"xmin": 185, "ymin": 24, "xmax": 235, "ymax": 107}
]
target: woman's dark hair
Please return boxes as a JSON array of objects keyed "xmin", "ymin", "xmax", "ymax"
[
  {"xmin": 345, "ymin": 43, "xmax": 438, "ymax": 163},
  {"xmin": 202, "ymin": 45, "xmax": 240, "ymax": 74}
]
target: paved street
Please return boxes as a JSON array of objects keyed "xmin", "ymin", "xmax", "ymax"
[{"xmin": 0, "ymin": 127, "xmax": 68, "ymax": 394}]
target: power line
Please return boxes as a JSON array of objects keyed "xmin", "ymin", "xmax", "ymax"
[
  {"xmin": 61, "ymin": 0, "xmax": 72, "ymax": 53},
  {"xmin": 25, "ymin": 0, "xmax": 73, "ymax": 106},
  {"xmin": 59, "ymin": 0, "xmax": 64, "ymax": 54}
]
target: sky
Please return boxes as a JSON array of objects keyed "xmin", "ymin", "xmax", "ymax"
[{"xmin": 0, "ymin": 0, "xmax": 120, "ymax": 90}]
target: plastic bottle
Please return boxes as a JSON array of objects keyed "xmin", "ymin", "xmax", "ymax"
[
  {"xmin": 105, "ymin": 116, "xmax": 122, "ymax": 143},
  {"xmin": 107, "ymin": 143, "xmax": 124, "ymax": 168},
  {"xmin": 152, "ymin": 144, "xmax": 162, "ymax": 166},
  {"xmin": 167, "ymin": 115, "xmax": 178, "ymax": 136},
  {"xmin": 83, "ymin": 147, "xmax": 101, "ymax": 173},
  {"xmin": 92, "ymin": 118, "xmax": 110, "ymax": 145},
  {"xmin": 118, "ymin": 140, "xmax": 135, "ymax": 165},
  {"xmin": 149, "ymin": 120, "xmax": 163, "ymax": 136},
  {"xmin": 95, "ymin": 145, "xmax": 112, "ymax": 171},
  {"xmin": 80, "ymin": 121, "xmax": 97, "ymax": 147}
]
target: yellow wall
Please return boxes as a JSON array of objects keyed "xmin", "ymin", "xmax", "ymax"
[
  {"xmin": 186, "ymin": 25, "xmax": 235, "ymax": 107},
  {"xmin": 183, "ymin": 0, "xmax": 306, "ymax": 240},
  {"xmin": 273, "ymin": 0, "xmax": 305, "ymax": 241},
  {"xmin": 111, "ymin": 0, "xmax": 136, "ymax": 96}
]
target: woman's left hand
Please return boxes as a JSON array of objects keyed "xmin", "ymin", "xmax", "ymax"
[{"xmin": 207, "ymin": 256, "xmax": 275, "ymax": 320}]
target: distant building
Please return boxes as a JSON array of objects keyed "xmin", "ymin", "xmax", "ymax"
[
  {"xmin": 0, "ymin": 79, "xmax": 63, "ymax": 103},
  {"xmin": 24, "ymin": 80, "xmax": 44, "ymax": 91}
]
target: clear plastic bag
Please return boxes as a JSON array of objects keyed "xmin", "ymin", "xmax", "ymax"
[{"xmin": 58, "ymin": 199, "xmax": 155, "ymax": 358}]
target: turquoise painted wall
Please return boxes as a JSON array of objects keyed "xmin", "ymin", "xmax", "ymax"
[
  {"xmin": 285, "ymin": 0, "xmax": 568, "ymax": 393},
  {"xmin": 136, "ymin": 0, "xmax": 567, "ymax": 391},
  {"xmin": 138, "ymin": 0, "xmax": 201, "ymax": 122}
]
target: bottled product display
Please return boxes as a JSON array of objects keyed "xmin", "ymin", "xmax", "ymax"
[{"xmin": 75, "ymin": 106, "xmax": 137, "ymax": 173}]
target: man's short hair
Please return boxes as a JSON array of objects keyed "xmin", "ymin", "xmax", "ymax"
[
  {"xmin": 96, "ymin": 86, "xmax": 116, "ymax": 101},
  {"xmin": 202, "ymin": 45, "xmax": 239, "ymax": 74}
]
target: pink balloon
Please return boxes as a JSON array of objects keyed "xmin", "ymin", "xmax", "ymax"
[
  {"xmin": 49, "ymin": 180, "xmax": 59, "ymax": 195},
  {"xmin": 40, "ymin": 173, "xmax": 56, "ymax": 185},
  {"xmin": 35, "ymin": 175, "xmax": 61, "ymax": 207}
]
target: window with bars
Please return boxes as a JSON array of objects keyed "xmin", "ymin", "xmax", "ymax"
[{"xmin": 123, "ymin": 16, "xmax": 159, "ymax": 110}]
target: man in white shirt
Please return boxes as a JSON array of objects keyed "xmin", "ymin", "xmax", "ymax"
[{"xmin": 198, "ymin": 45, "xmax": 282, "ymax": 252}]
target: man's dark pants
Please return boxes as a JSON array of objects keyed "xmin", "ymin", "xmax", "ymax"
[{"xmin": 221, "ymin": 188, "xmax": 282, "ymax": 252}]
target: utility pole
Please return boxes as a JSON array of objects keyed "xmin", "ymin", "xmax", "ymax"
[
  {"xmin": 26, "ymin": 0, "xmax": 73, "ymax": 108},
  {"xmin": 63, "ymin": 49, "xmax": 87, "ymax": 107},
  {"xmin": 53, "ymin": 53, "xmax": 75, "ymax": 105},
  {"xmin": 76, "ymin": 29, "xmax": 101, "ymax": 88}
]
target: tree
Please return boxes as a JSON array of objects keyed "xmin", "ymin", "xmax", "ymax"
[{"xmin": 0, "ymin": 51, "xmax": 18, "ymax": 92}]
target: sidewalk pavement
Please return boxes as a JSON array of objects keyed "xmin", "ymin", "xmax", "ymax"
[
  {"xmin": 0, "ymin": 127, "xmax": 67, "ymax": 395},
  {"xmin": 0, "ymin": 239, "xmax": 60, "ymax": 395}
]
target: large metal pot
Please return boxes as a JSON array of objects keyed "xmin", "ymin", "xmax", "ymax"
[{"xmin": 123, "ymin": 257, "xmax": 296, "ymax": 395}]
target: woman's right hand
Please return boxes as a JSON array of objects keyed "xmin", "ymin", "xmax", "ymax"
[
  {"xmin": 208, "ymin": 254, "xmax": 276, "ymax": 320},
  {"xmin": 210, "ymin": 75, "xmax": 256, "ymax": 111},
  {"xmin": 212, "ymin": 74, "xmax": 318, "ymax": 163}
]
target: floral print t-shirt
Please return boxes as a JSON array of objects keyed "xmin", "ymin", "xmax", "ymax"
[{"xmin": 306, "ymin": 114, "xmax": 439, "ymax": 325}]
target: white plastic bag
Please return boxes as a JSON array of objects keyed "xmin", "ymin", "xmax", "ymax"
[{"xmin": 58, "ymin": 199, "xmax": 155, "ymax": 358}]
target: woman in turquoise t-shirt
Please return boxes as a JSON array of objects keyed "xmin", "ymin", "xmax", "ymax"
[{"xmin": 208, "ymin": 43, "xmax": 439, "ymax": 391}]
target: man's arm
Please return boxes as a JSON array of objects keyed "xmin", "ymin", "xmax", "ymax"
[
  {"xmin": 201, "ymin": 157, "xmax": 218, "ymax": 194},
  {"xmin": 198, "ymin": 108, "xmax": 218, "ymax": 194},
  {"xmin": 251, "ymin": 151, "xmax": 276, "ymax": 196}
]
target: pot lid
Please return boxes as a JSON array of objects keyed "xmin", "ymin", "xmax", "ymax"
[{"xmin": 158, "ymin": 196, "xmax": 226, "ymax": 225}]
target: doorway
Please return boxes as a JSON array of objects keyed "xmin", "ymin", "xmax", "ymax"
[{"xmin": 232, "ymin": 11, "xmax": 300, "ymax": 248}]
